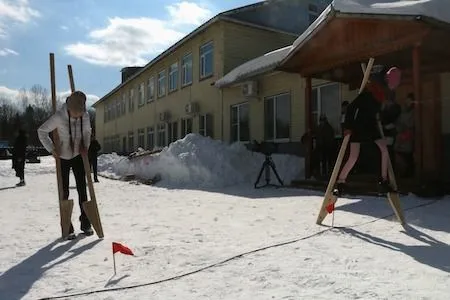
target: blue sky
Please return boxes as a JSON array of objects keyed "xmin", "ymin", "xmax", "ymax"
[{"xmin": 0, "ymin": 0, "xmax": 260, "ymax": 106}]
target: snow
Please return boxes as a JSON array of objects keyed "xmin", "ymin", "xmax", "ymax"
[
  {"xmin": 286, "ymin": 0, "xmax": 450, "ymax": 61},
  {"xmin": 1, "ymin": 148, "xmax": 450, "ymax": 299},
  {"xmin": 214, "ymin": 46, "xmax": 292, "ymax": 88},
  {"xmin": 97, "ymin": 133, "xmax": 304, "ymax": 189}
]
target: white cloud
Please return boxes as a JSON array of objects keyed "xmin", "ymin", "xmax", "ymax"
[
  {"xmin": 0, "ymin": 85, "xmax": 19, "ymax": 100},
  {"xmin": 65, "ymin": 1, "xmax": 214, "ymax": 67},
  {"xmin": 0, "ymin": 0, "xmax": 40, "ymax": 38},
  {"xmin": 0, "ymin": 86, "xmax": 99, "ymax": 108},
  {"xmin": 167, "ymin": 1, "xmax": 213, "ymax": 26},
  {"xmin": 0, "ymin": 48, "xmax": 18, "ymax": 56},
  {"xmin": 60, "ymin": 25, "xmax": 69, "ymax": 31}
]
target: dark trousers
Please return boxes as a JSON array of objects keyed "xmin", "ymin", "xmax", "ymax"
[
  {"xmin": 14, "ymin": 158, "xmax": 25, "ymax": 181},
  {"xmin": 89, "ymin": 154, "xmax": 98, "ymax": 180},
  {"xmin": 61, "ymin": 155, "xmax": 91, "ymax": 232},
  {"xmin": 397, "ymin": 151, "xmax": 415, "ymax": 177}
]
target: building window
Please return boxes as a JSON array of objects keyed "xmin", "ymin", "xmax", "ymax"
[
  {"xmin": 308, "ymin": 3, "xmax": 319, "ymax": 24},
  {"xmin": 230, "ymin": 102, "xmax": 249, "ymax": 143},
  {"xmin": 104, "ymin": 104, "xmax": 108, "ymax": 122},
  {"xmin": 168, "ymin": 121, "xmax": 178, "ymax": 143},
  {"xmin": 200, "ymin": 41, "xmax": 213, "ymax": 79},
  {"xmin": 128, "ymin": 89, "xmax": 134, "ymax": 112},
  {"xmin": 199, "ymin": 114, "xmax": 213, "ymax": 138},
  {"xmin": 138, "ymin": 83, "xmax": 145, "ymax": 107},
  {"xmin": 147, "ymin": 126, "xmax": 154, "ymax": 150},
  {"xmin": 157, "ymin": 123, "xmax": 166, "ymax": 147},
  {"xmin": 147, "ymin": 77, "xmax": 155, "ymax": 103},
  {"xmin": 182, "ymin": 53, "xmax": 193, "ymax": 86},
  {"xmin": 264, "ymin": 93, "xmax": 291, "ymax": 141},
  {"xmin": 181, "ymin": 118, "xmax": 193, "ymax": 138},
  {"xmin": 168, "ymin": 62, "xmax": 178, "ymax": 92},
  {"xmin": 138, "ymin": 128, "xmax": 145, "ymax": 148},
  {"xmin": 312, "ymin": 83, "xmax": 341, "ymax": 134},
  {"xmin": 121, "ymin": 93, "xmax": 126, "ymax": 115},
  {"xmin": 128, "ymin": 131, "xmax": 134, "ymax": 152},
  {"xmin": 116, "ymin": 98, "xmax": 121, "ymax": 117},
  {"xmin": 158, "ymin": 71, "xmax": 166, "ymax": 98}
]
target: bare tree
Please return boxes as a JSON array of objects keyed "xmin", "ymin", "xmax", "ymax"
[{"xmin": 18, "ymin": 87, "xmax": 29, "ymax": 112}]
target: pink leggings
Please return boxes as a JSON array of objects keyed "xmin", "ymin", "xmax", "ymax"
[{"xmin": 337, "ymin": 139, "xmax": 389, "ymax": 183}]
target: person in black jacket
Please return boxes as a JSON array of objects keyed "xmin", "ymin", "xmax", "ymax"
[
  {"xmin": 88, "ymin": 134, "xmax": 101, "ymax": 182},
  {"xmin": 335, "ymin": 66, "xmax": 402, "ymax": 195},
  {"xmin": 380, "ymin": 96, "xmax": 402, "ymax": 169},
  {"xmin": 12, "ymin": 129, "xmax": 28, "ymax": 186}
]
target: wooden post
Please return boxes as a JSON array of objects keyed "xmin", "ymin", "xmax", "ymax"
[
  {"xmin": 412, "ymin": 45, "xmax": 423, "ymax": 181},
  {"xmin": 305, "ymin": 77, "xmax": 312, "ymax": 179}
]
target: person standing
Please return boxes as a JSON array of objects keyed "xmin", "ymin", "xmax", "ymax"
[
  {"xmin": 395, "ymin": 93, "xmax": 415, "ymax": 178},
  {"xmin": 88, "ymin": 134, "xmax": 101, "ymax": 182},
  {"xmin": 335, "ymin": 66, "xmax": 402, "ymax": 196},
  {"xmin": 12, "ymin": 129, "xmax": 28, "ymax": 187},
  {"xmin": 38, "ymin": 91, "xmax": 93, "ymax": 239},
  {"xmin": 315, "ymin": 114, "xmax": 336, "ymax": 177}
]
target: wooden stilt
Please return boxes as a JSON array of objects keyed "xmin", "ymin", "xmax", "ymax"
[
  {"xmin": 305, "ymin": 77, "xmax": 312, "ymax": 179},
  {"xmin": 316, "ymin": 58, "xmax": 375, "ymax": 225},
  {"xmin": 50, "ymin": 53, "xmax": 74, "ymax": 238},
  {"xmin": 412, "ymin": 45, "xmax": 423, "ymax": 182},
  {"xmin": 67, "ymin": 65, "xmax": 104, "ymax": 238}
]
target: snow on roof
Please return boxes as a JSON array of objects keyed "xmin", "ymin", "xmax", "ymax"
[
  {"xmin": 214, "ymin": 45, "xmax": 292, "ymax": 88},
  {"xmin": 216, "ymin": 0, "xmax": 450, "ymax": 88},
  {"xmin": 290, "ymin": 0, "xmax": 450, "ymax": 53}
]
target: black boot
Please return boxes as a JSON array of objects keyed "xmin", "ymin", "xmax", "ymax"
[
  {"xmin": 333, "ymin": 182, "xmax": 347, "ymax": 197},
  {"xmin": 378, "ymin": 179, "xmax": 394, "ymax": 194}
]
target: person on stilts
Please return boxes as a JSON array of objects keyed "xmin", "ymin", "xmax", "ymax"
[
  {"xmin": 334, "ymin": 66, "xmax": 402, "ymax": 196},
  {"xmin": 38, "ymin": 91, "xmax": 93, "ymax": 239}
]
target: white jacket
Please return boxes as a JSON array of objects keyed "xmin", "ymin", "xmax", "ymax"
[{"xmin": 38, "ymin": 103, "xmax": 92, "ymax": 160}]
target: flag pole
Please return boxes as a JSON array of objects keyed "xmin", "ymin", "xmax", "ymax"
[
  {"xmin": 113, "ymin": 253, "xmax": 116, "ymax": 275},
  {"xmin": 112, "ymin": 244, "xmax": 117, "ymax": 275},
  {"xmin": 331, "ymin": 210, "xmax": 335, "ymax": 228}
]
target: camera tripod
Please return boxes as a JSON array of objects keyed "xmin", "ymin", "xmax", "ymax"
[{"xmin": 254, "ymin": 154, "xmax": 284, "ymax": 189}]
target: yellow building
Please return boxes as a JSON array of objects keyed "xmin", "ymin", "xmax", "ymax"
[
  {"xmin": 92, "ymin": 0, "xmax": 330, "ymax": 153},
  {"xmin": 215, "ymin": 45, "xmax": 358, "ymax": 157}
]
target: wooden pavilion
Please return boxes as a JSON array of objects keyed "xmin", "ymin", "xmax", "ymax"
[{"xmin": 277, "ymin": 0, "xmax": 450, "ymax": 194}]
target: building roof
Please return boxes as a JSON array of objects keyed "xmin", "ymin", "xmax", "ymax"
[
  {"xmin": 93, "ymin": 0, "xmax": 303, "ymax": 108},
  {"xmin": 214, "ymin": 45, "xmax": 292, "ymax": 88},
  {"xmin": 283, "ymin": 0, "xmax": 450, "ymax": 64}
]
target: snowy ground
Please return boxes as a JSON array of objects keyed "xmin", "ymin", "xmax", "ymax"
[{"xmin": 1, "ymin": 156, "xmax": 450, "ymax": 300}]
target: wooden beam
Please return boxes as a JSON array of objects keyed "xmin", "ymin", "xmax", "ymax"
[
  {"xmin": 305, "ymin": 77, "xmax": 312, "ymax": 179},
  {"xmin": 300, "ymin": 29, "xmax": 430, "ymax": 77},
  {"xmin": 412, "ymin": 45, "xmax": 423, "ymax": 182}
]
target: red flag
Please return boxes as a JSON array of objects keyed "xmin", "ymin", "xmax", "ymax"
[
  {"xmin": 326, "ymin": 202, "xmax": 335, "ymax": 214},
  {"xmin": 112, "ymin": 242, "xmax": 134, "ymax": 256}
]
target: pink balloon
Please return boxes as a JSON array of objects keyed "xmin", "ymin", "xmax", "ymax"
[{"xmin": 386, "ymin": 67, "xmax": 401, "ymax": 90}]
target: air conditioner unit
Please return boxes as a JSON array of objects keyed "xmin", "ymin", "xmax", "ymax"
[
  {"xmin": 185, "ymin": 102, "xmax": 200, "ymax": 114},
  {"xmin": 242, "ymin": 81, "xmax": 258, "ymax": 97},
  {"xmin": 159, "ymin": 111, "xmax": 171, "ymax": 122}
]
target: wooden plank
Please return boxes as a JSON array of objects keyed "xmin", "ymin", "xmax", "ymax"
[
  {"xmin": 316, "ymin": 57, "xmax": 375, "ymax": 225},
  {"xmin": 50, "ymin": 53, "xmax": 74, "ymax": 239},
  {"xmin": 68, "ymin": 65, "xmax": 104, "ymax": 238}
]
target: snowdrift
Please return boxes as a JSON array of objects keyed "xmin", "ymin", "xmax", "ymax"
[{"xmin": 98, "ymin": 134, "xmax": 304, "ymax": 189}]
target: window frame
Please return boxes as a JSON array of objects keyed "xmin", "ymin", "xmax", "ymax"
[
  {"xmin": 199, "ymin": 41, "xmax": 214, "ymax": 79},
  {"xmin": 312, "ymin": 82, "xmax": 341, "ymax": 135},
  {"xmin": 147, "ymin": 126, "xmax": 154, "ymax": 150},
  {"xmin": 138, "ymin": 83, "xmax": 145, "ymax": 107},
  {"xmin": 230, "ymin": 102, "xmax": 250, "ymax": 143},
  {"xmin": 157, "ymin": 70, "xmax": 166, "ymax": 98},
  {"xmin": 168, "ymin": 62, "xmax": 179, "ymax": 92},
  {"xmin": 147, "ymin": 76, "xmax": 155, "ymax": 103},
  {"xmin": 181, "ymin": 53, "xmax": 193, "ymax": 87},
  {"xmin": 264, "ymin": 92, "xmax": 291, "ymax": 142}
]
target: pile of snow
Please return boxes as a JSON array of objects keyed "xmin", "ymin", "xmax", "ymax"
[{"xmin": 98, "ymin": 134, "xmax": 304, "ymax": 189}]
